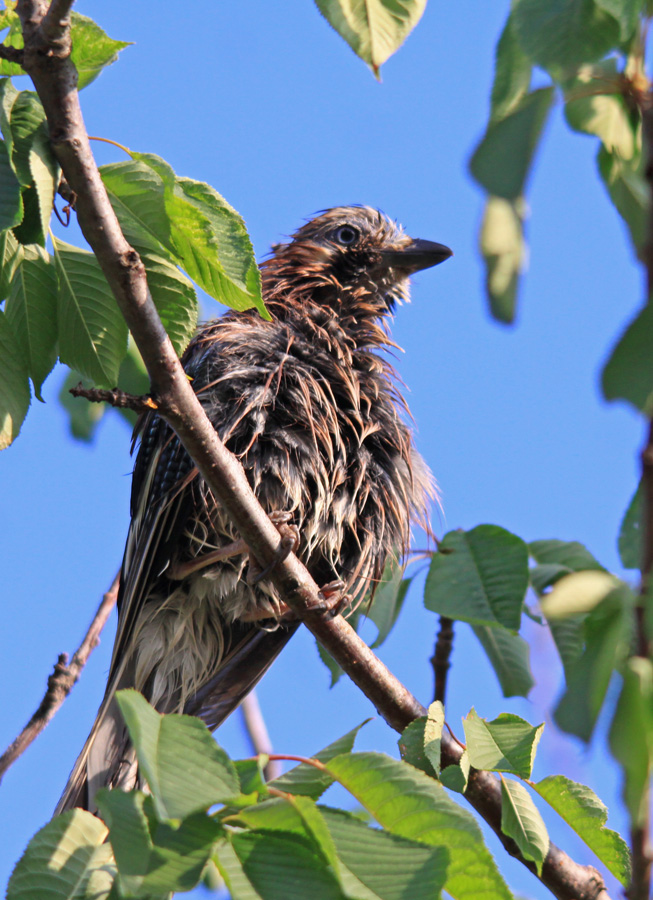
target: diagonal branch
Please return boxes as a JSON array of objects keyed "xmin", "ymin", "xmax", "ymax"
[
  {"xmin": 0, "ymin": 573, "xmax": 119, "ymax": 780},
  {"xmin": 13, "ymin": 4, "xmax": 611, "ymax": 898}
]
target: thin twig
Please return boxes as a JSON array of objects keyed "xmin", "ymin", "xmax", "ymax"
[
  {"xmin": 13, "ymin": 5, "xmax": 613, "ymax": 897},
  {"xmin": 0, "ymin": 44, "xmax": 24, "ymax": 64},
  {"xmin": 70, "ymin": 382, "xmax": 158, "ymax": 413},
  {"xmin": 240, "ymin": 691, "xmax": 281, "ymax": 780},
  {"xmin": 431, "ymin": 615, "xmax": 454, "ymax": 704},
  {"xmin": 0, "ymin": 573, "xmax": 119, "ymax": 780}
]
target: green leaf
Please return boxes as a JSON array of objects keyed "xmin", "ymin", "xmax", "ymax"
[
  {"xmin": 0, "ymin": 77, "xmax": 19, "ymax": 156},
  {"xmin": 512, "ymin": 0, "xmax": 621, "ymax": 73},
  {"xmin": 368, "ymin": 558, "xmax": 411, "ymax": 647},
  {"xmin": 609, "ymin": 657, "xmax": 653, "ymax": 827},
  {"xmin": 397, "ymin": 718, "xmax": 437, "ymax": 778},
  {"xmin": 0, "ymin": 227, "xmax": 22, "ymax": 298},
  {"xmin": 5, "ymin": 244, "xmax": 57, "ymax": 399},
  {"xmin": 0, "ymin": 14, "xmax": 25, "ymax": 77},
  {"xmin": 529, "ymin": 538, "xmax": 606, "ymax": 572},
  {"xmin": 53, "ymin": 237, "xmax": 128, "ymax": 388},
  {"xmin": 0, "ymin": 307, "xmax": 30, "ymax": 449},
  {"xmin": 490, "ymin": 14, "xmax": 532, "ymax": 121},
  {"xmin": 0, "ymin": 139, "xmax": 22, "ymax": 230},
  {"xmin": 69, "ymin": 12, "xmax": 132, "ymax": 90},
  {"xmin": 115, "ymin": 689, "xmax": 240, "ymax": 819},
  {"xmin": 58, "ymin": 369, "xmax": 106, "ymax": 442},
  {"xmin": 463, "ymin": 709, "xmax": 543, "ymax": 778},
  {"xmin": 602, "ymin": 300, "xmax": 653, "ymax": 413},
  {"xmin": 230, "ymin": 830, "xmax": 346, "ymax": 900},
  {"xmin": 540, "ymin": 570, "xmax": 619, "ymax": 619},
  {"xmin": 7, "ymin": 809, "xmax": 115, "ymax": 900},
  {"xmin": 325, "ymin": 752, "xmax": 513, "ymax": 900},
  {"xmin": 424, "ymin": 524, "xmax": 529, "ymax": 630},
  {"xmin": 565, "ymin": 64, "xmax": 639, "ymax": 159},
  {"xmin": 479, "ymin": 195, "xmax": 526, "ymax": 324},
  {"xmin": 97, "ymin": 789, "xmax": 222, "ymax": 896},
  {"xmin": 135, "ymin": 245, "xmax": 198, "ymax": 356},
  {"xmin": 471, "ymin": 625, "xmax": 535, "ymax": 697},
  {"xmin": 594, "ymin": 0, "xmax": 641, "ymax": 40},
  {"xmin": 555, "ymin": 585, "xmax": 634, "ymax": 741},
  {"xmin": 101, "ymin": 159, "xmax": 174, "ymax": 253},
  {"xmin": 534, "ymin": 775, "xmax": 631, "ymax": 885},
  {"xmin": 439, "ymin": 753, "xmax": 470, "ymax": 794},
  {"xmin": 271, "ymin": 721, "xmax": 368, "ymax": 799},
  {"xmin": 424, "ymin": 701, "xmax": 444, "ymax": 775},
  {"xmin": 314, "ymin": 0, "xmax": 427, "ymax": 77},
  {"xmin": 500, "ymin": 777, "xmax": 549, "ymax": 876},
  {"xmin": 27, "ymin": 126, "xmax": 59, "ymax": 243},
  {"xmin": 598, "ymin": 143, "xmax": 647, "ymax": 252},
  {"xmin": 548, "ymin": 614, "xmax": 586, "ymax": 675},
  {"xmin": 214, "ymin": 838, "xmax": 265, "ymax": 900},
  {"xmin": 470, "ymin": 89, "xmax": 554, "ymax": 201},
  {"xmin": 618, "ymin": 480, "xmax": 642, "ymax": 569},
  {"xmin": 321, "ymin": 806, "xmax": 449, "ymax": 900}
]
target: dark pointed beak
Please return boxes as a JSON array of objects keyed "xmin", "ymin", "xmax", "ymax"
[{"xmin": 381, "ymin": 239, "xmax": 453, "ymax": 273}]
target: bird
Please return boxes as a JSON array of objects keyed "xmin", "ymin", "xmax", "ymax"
[{"xmin": 56, "ymin": 206, "xmax": 452, "ymax": 813}]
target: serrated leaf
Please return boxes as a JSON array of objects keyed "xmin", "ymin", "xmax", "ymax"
[
  {"xmin": 479, "ymin": 195, "xmax": 526, "ymax": 324},
  {"xmin": 512, "ymin": 0, "xmax": 621, "ymax": 72},
  {"xmin": 439, "ymin": 753, "xmax": 470, "ymax": 794},
  {"xmin": 27, "ymin": 127, "xmax": 59, "ymax": 243},
  {"xmin": 500, "ymin": 777, "xmax": 549, "ymax": 875},
  {"xmin": 598, "ymin": 143, "xmax": 647, "ymax": 252},
  {"xmin": 602, "ymin": 300, "xmax": 653, "ymax": 413},
  {"xmin": 0, "ymin": 227, "xmax": 22, "ymax": 298},
  {"xmin": 54, "ymin": 237, "xmax": 128, "ymax": 388},
  {"xmin": 0, "ymin": 139, "xmax": 21, "ymax": 230},
  {"xmin": 214, "ymin": 837, "xmax": 265, "ymax": 900},
  {"xmin": 231, "ymin": 830, "xmax": 346, "ymax": 900},
  {"xmin": 609, "ymin": 657, "xmax": 653, "ymax": 827},
  {"xmin": 540, "ymin": 570, "xmax": 619, "ymax": 619},
  {"xmin": 69, "ymin": 12, "xmax": 131, "ymax": 90},
  {"xmin": 555, "ymin": 585, "xmax": 634, "ymax": 741},
  {"xmin": 397, "ymin": 718, "xmax": 437, "ymax": 777},
  {"xmin": 7, "ymin": 809, "xmax": 115, "ymax": 900},
  {"xmin": 491, "ymin": 14, "xmax": 532, "ymax": 121},
  {"xmin": 325, "ymin": 752, "xmax": 513, "ymax": 900},
  {"xmin": 471, "ymin": 624, "xmax": 535, "ymax": 697},
  {"xmin": 463, "ymin": 709, "xmax": 543, "ymax": 778},
  {"xmin": 116, "ymin": 689, "xmax": 240, "ymax": 819},
  {"xmin": 424, "ymin": 524, "xmax": 529, "ymax": 630},
  {"xmin": 271, "ymin": 721, "xmax": 368, "ymax": 799},
  {"xmin": 321, "ymin": 806, "xmax": 449, "ymax": 900},
  {"xmin": 314, "ymin": 0, "xmax": 427, "ymax": 77},
  {"xmin": 619, "ymin": 480, "xmax": 642, "ymax": 569},
  {"xmin": 424, "ymin": 701, "xmax": 444, "ymax": 775},
  {"xmin": 0, "ymin": 307, "xmax": 30, "ymax": 449},
  {"xmin": 5, "ymin": 244, "xmax": 57, "ymax": 399},
  {"xmin": 97, "ymin": 790, "xmax": 221, "ymax": 895},
  {"xmin": 534, "ymin": 775, "xmax": 631, "ymax": 885},
  {"xmin": 134, "ymin": 244, "xmax": 198, "ymax": 356},
  {"xmin": 0, "ymin": 77, "xmax": 19, "ymax": 156},
  {"xmin": 470, "ymin": 89, "xmax": 554, "ymax": 201}
]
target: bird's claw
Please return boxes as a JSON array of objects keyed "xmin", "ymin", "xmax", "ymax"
[
  {"xmin": 247, "ymin": 514, "xmax": 300, "ymax": 585},
  {"xmin": 305, "ymin": 580, "xmax": 350, "ymax": 618}
]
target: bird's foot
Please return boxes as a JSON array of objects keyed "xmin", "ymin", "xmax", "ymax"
[
  {"xmin": 246, "ymin": 512, "xmax": 300, "ymax": 585},
  {"xmin": 305, "ymin": 580, "xmax": 350, "ymax": 619}
]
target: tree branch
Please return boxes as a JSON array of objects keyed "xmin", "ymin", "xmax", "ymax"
[
  {"xmin": 240, "ymin": 691, "xmax": 281, "ymax": 781},
  {"xmin": 0, "ymin": 573, "xmax": 119, "ymax": 780},
  {"xmin": 0, "ymin": 44, "xmax": 24, "ymax": 64},
  {"xmin": 13, "ymin": 5, "xmax": 612, "ymax": 897},
  {"xmin": 431, "ymin": 615, "xmax": 454, "ymax": 704},
  {"xmin": 69, "ymin": 382, "xmax": 158, "ymax": 414}
]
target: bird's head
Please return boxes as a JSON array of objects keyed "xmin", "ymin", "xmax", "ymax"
[{"xmin": 261, "ymin": 206, "xmax": 452, "ymax": 319}]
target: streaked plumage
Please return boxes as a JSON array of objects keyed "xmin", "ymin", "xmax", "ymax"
[{"xmin": 56, "ymin": 207, "xmax": 451, "ymax": 813}]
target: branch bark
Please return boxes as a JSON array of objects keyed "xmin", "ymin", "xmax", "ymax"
[
  {"xmin": 431, "ymin": 615, "xmax": 454, "ymax": 704},
  {"xmin": 9, "ymin": 5, "xmax": 612, "ymax": 897},
  {"xmin": 240, "ymin": 691, "xmax": 281, "ymax": 781},
  {"xmin": 0, "ymin": 573, "xmax": 119, "ymax": 780}
]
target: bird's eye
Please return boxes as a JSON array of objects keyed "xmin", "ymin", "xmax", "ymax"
[{"xmin": 334, "ymin": 225, "xmax": 359, "ymax": 246}]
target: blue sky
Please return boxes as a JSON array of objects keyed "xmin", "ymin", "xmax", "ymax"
[{"xmin": 1, "ymin": 3, "xmax": 645, "ymax": 898}]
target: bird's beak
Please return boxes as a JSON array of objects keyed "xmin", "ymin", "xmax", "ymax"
[{"xmin": 381, "ymin": 239, "xmax": 453, "ymax": 273}]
